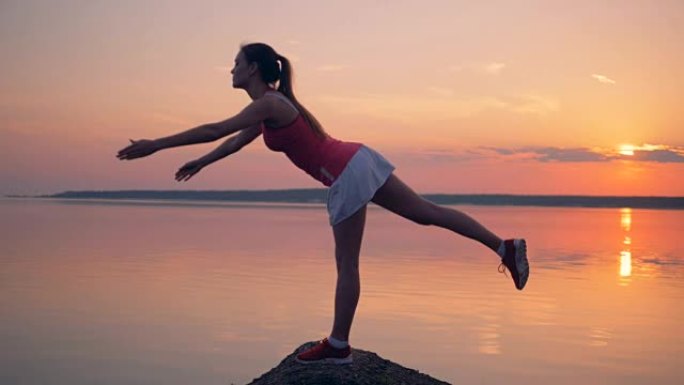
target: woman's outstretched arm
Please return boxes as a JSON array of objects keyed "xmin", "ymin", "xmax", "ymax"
[
  {"xmin": 175, "ymin": 124, "xmax": 262, "ymax": 182},
  {"xmin": 117, "ymin": 97, "xmax": 273, "ymax": 160}
]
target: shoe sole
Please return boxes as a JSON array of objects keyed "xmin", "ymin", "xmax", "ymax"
[
  {"xmin": 514, "ymin": 239, "xmax": 529, "ymax": 290},
  {"xmin": 295, "ymin": 355, "xmax": 353, "ymax": 365}
]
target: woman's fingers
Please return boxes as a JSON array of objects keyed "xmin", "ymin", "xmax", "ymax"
[
  {"xmin": 176, "ymin": 166, "xmax": 200, "ymax": 182},
  {"xmin": 120, "ymin": 150, "xmax": 139, "ymax": 160},
  {"xmin": 117, "ymin": 151, "xmax": 133, "ymax": 160},
  {"xmin": 175, "ymin": 167, "xmax": 195, "ymax": 182},
  {"xmin": 183, "ymin": 169, "xmax": 196, "ymax": 181},
  {"xmin": 176, "ymin": 172, "xmax": 190, "ymax": 182},
  {"xmin": 117, "ymin": 142, "xmax": 141, "ymax": 159},
  {"xmin": 117, "ymin": 140, "xmax": 156, "ymax": 160}
]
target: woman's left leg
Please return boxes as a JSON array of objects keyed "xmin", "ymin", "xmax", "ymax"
[
  {"xmin": 295, "ymin": 205, "xmax": 366, "ymax": 364},
  {"xmin": 330, "ymin": 204, "xmax": 367, "ymax": 342}
]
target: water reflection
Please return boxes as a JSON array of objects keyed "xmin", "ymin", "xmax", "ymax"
[
  {"xmin": 476, "ymin": 313, "xmax": 501, "ymax": 355},
  {"xmin": 589, "ymin": 326, "xmax": 612, "ymax": 347},
  {"xmin": 2, "ymin": 200, "xmax": 684, "ymax": 385},
  {"xmin": 619, "ymin": 209, "xmax": 633, "ymax": 284},
  {"xmin": 620, "ymin": 250, "xmax": 632, "ymax": 278},
  {"xmin": 620, "ymin": 208, "xmax": 632, "ymax": 232}
]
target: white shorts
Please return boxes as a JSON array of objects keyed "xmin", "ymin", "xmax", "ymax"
[{"xmin": 326, "ymin": 145, "xmax": 395, "ymax": 226}]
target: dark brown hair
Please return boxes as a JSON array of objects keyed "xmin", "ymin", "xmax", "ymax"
[{"xmin": 240, "ymin": 42, "xmax": 328, "ymax": 139}]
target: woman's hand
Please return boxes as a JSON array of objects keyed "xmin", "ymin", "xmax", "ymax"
[
  {"xmin": 117, "ymin": 139, "xmax": 160, "ymax": 160},
  {"xmin": 175, "ymin": 158, "xmax": 208, "ymax": 182}
]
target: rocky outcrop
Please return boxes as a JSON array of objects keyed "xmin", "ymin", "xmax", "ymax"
[{"xmin": 247, "ymin": 341, "xmax": 451, "ymax": 385}]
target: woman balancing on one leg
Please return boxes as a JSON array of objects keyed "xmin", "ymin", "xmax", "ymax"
[{"xmin": 117, "ymin": 42, "xmax": 530, "ymax": 365}]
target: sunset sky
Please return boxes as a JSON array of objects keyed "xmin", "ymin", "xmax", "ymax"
[{"xmin": 1, "ymin": 0, "xmax": 683, "ymax": 196}]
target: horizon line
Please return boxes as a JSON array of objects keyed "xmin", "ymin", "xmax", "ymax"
[{"xmin": 2, "ymin": 188, "xmax": 684, "ymax": 199}]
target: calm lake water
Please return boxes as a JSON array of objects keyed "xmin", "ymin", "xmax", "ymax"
[{"xmin": 1, "ymin": 198, "xmax": 682, "ymax": 385}]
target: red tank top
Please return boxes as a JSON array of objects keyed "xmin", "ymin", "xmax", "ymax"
[{"xmin": 260, "ymin": 91, "xmax": 362, "ymax": 187}]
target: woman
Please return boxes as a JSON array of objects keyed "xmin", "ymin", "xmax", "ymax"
[{"xmin": 117, "ymin": 42, "xmax": 529, "ymax": 365}]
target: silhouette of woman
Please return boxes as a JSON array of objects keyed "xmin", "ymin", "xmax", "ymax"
[{"xmin": 117, "ymin": 42, "xmax": 529, "ymax": 365}]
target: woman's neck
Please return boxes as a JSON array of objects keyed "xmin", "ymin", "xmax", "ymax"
[{"xmin": 245, "ymin": 83, "xmax": 276, "ymax": 100}]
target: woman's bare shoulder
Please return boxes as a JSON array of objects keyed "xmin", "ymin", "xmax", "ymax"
[{"xmin": 261, "ymin": 91, "xmax": 299, "ymax": 128}]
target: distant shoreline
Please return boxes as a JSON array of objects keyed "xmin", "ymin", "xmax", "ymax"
[{"xmin": 5, "ymin": 189, "xmax": 684, "ymax": 210}]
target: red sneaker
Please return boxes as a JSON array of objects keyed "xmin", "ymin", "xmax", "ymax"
[
  {"xmin": 499, "ymin": 239, "xmax": 529, "ymax": 290},
  {"xmin": 295, "ymin": 338, "xmax": 353, "ymax": 364}
]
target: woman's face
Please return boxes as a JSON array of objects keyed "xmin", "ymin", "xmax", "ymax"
[{"xmin": 230, "ymin": 51, "xmax": 252, "ymax": 89}]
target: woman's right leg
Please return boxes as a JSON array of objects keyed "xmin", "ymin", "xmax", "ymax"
[
  {"xmin": 371, "ymin": 173, "xmax": 502, "ymax": 253},
  {"xmin": 371, "ymin": 172, "xmax": 530, "ymax": 290}
]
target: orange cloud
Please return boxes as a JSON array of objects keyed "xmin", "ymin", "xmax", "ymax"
[{"xmin": 592, "ymin": 74, "xmax": 616, "ymax": 84}]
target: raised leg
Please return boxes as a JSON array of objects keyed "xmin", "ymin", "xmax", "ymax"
[{"xmin": 371, "ymin": 173, "xmax": 502, "ymax": 253}]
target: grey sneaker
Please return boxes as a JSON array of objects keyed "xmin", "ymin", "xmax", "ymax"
[{"xmin": 498, "ymin": 239, "xmax": 529, "ymax": 290}]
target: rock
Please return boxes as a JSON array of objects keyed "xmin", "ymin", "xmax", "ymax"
[{"xmin": 246, "ymin": 341, "xmax": 451, "ymax": 385}]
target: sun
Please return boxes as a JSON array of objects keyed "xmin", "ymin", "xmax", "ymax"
[{"xmin": 619, "ymin": 144, "xmax": 635, "ymax": 156}]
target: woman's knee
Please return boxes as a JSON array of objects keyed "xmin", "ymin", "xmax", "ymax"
[
  {"xmin": 335, "ymin": 254, "xmax": 359, "ymax": 273},
  {"xmin": 334, "ymin": 244, "xmax": 360, "ymax": 271}
]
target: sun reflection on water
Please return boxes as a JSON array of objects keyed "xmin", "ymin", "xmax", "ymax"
[
  {"xmin": 620, "ymin": 250, "xmax": 632, "ymax": 278},
  {"xmin": 476, "ymin": 313, "xmax": 501, "ymax": 355},
  {"xmin": 589, "ymin": 326, "xmax": 612, "ymax": 347},
  {"xmin": 619, "ymin": 208, "xmax": 632, "ymax": 285},
  {"xmin": 620, "ymin": 208, "xmax": 632, "ymax": 232}
]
